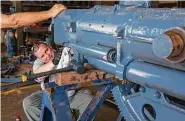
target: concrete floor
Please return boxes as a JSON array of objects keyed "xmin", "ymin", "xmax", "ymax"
[{"xmin": 1, "ymin": 84, "xmax": 120, "ymax": 121}]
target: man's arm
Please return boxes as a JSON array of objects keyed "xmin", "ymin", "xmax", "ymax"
[
  {"xmin": 33, "ymin": 60, "xmax": 55, "ymax": 82},
  {"xmin": 1, "ymin": 4, "xmax": 66, "ymax": 28},
  {"xmin": 33, "ymin": 61, "xmax": 55, "ymax": 74},
  {"xmin": 33, "ymin": 48, "xmax": 63, "ymax": 81}
]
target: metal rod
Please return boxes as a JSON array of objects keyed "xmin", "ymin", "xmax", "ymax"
[
  {"xmin": 28, "ymin": 66, "xmax": 73, "ymax": 80},
  {"xmin": 126, "ymin": 61, "xmax": 185, "ymax": 100}
]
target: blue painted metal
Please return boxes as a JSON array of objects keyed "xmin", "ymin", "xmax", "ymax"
[
  {"xmin": 40, "ymin": 90, "xmax": 53, "ymax": 121},
  {"xmin": 44, "ymin": 2, "xmax": 185, "ymax": 121},
  {"xmin": 41, "ymin": 80, "xmax": 115, "ymax": 121},
  {"xmin": 117, "ymin": 113, "xmax": 124, "ymax": 121},
  {"xmin": 40, "ymin": 87, "xmax": 73, "ymax": 121},
  {"xmin": 78, "ymin": 84, "xmax": 114, "ymax": 121},
  {"xmin": 119, "ymin": 0, "xmax": 152, "ymax": 8},
  {"xmin": 1, "ymin": 76, "xmax": 22, "ymax": 83},
  {"xmin": 5, "ymin": 29, "xmax": 16, "ymax": 58},
  {"xmin": 112, "ymin": 85, "xmax": 185, "ymax": 121},
  {"xmin": 5, "ymin": 7, "xmax": 16, "ymax": 57},
  {"xmin": 44, "ymin": 79, "xmax": 114, "ymax": 90},
  {"xmin": 126, "ymin": 61, "xmax": 185, "ymax": 101}
]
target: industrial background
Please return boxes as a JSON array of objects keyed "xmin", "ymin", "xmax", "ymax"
[{"xmin": 1, "ymin": 1, "xmax": 185, "ymax": 121}]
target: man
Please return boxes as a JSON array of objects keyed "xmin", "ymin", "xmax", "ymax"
[
  {"xmin": 0, "ymin": 4, "xmax": 91, "ymax": 120},
  {"xmin": 23, "ymin": 41, "xmax": 93, "ymax": 121},
  {"xmin": 1, "ymin": 4, "xmax": 66, "ymax": 28}
]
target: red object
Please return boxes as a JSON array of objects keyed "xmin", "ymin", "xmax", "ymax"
[{"xmin": 12, "ymin": 116, "xmax": 21, "ymax": 121}]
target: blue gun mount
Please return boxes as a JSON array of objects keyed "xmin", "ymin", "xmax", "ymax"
[{"xmin": 51, "ymin": 3, "xmax": 185, "ymax": 121}]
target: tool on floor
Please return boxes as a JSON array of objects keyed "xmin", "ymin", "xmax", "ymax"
[{"xmin": 12, "ymin": 116, "xmax": 21, "ymax": 121}]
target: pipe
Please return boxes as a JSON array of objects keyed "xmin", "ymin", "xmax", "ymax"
[
  {"xmin": 86, "ymin": 56, "xmax": 185, "ymax": 100},
  {"xmin": 73, "ymin": 43, "xmax": 117, "ymax": 63},
  {"xmin": 1, "ymin": 77, "xmax": 22, "ymax": 83},
  {"xmin": 86, "ymin": 57, "xmax": 116, "ymax": 74},
  {"xmin": 126, "ymin": 61, "xmax": 185, "ymax": 100}
]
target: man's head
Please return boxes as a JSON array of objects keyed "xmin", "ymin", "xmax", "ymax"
[{"xmin": 32, "ymin": 42, "xmax": 54, "ymax": 63}]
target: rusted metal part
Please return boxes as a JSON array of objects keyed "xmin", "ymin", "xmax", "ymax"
[
  {"xmin": 166, "ymin": 32, "xmax": 184, "ymax": 57},
  {"xmin": 55, "ymin": 69, "xmax": 121, "ymax": 89},
  {"xmin": 44, "ymin": 88, "xmax": 55, "ymax": 94},
  {"xmin": 83, "ymin": 63, "xmax": 95, "ymax": 70},
  {"xmin": 75, "ymin": 79, "xmax": 112, "ymax": 89},
  {"xmin": 40, "ymin": 91, "xmax": 53, "ymax": 121},
  {"xmin": 45, "ymin": 78, "xmax": 117, "ymax": 91},
  {"xmin": 52, "ymin": 87, "xmax": 73, "ymax": 121},
  {"xmin": 55, "ymin": 70, "xmax": 105, "ymax": 85},
  {"xmin": 41, "ymin": 68, "xmax": 120, "ymax": 121},
  {"xmin": 43, "ymin": 88, "xmax": 72, "ymax": 121},
  {"xmin": 78, "ymin": 84, "xmax": 114, "ymax": 121},
  {"xmin": 1, "ymin": 63, "xmax": 16, "ymax": 75}
]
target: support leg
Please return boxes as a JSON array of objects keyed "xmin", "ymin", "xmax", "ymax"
[
  {"xmin": 40, "ymin": 87, "xmax": 73, "ymax": 121},
  {"xmin": 78, "ymin": 84, "xmax": 114, "ymax": 121}
]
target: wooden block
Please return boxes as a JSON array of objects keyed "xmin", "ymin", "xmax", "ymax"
[{"xmin": 55, "ymin": 70, "xmax": 105, "ymax": 86}]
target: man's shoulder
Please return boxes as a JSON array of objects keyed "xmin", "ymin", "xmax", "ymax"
[{"xmin": 33, "ymin": 59, "xmax": 44, "ymax": 71}]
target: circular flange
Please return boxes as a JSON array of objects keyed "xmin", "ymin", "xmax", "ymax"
[
  {"xmin": 153, "ymin": 27, "xmax": 185, "ymax": 63},
  {"xmin": 153, "ymin": 35, "xmax": 173, "ymax": 58},
  {"xmin": 165, "ymin": 27, "xmax": 185, "ymax": 63}
]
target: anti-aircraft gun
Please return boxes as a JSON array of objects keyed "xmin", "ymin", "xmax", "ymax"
[{"xmin": 38, "ymin": 1, "xmax": 185, "ymax": 121}]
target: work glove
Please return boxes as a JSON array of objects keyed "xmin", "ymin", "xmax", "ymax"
[{"xmin": 52, "ymin": 48, "xmax": 63, "ymax": 65}]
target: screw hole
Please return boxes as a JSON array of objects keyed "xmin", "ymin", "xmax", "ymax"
[{"xmin": 142, "ymin": 104, "xmax": 156, "ymax": 121}]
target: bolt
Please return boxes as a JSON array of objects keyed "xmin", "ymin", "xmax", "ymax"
[
  {"xmin": 140, "ymin": 15, "xmax": 144, "ymax": 19},
  {"xmin": 139, "ymin": 86, "xmax": 145, "ymax": 93},
  {"xmin": 154, "ymin": 91, "xmax": 161, "ymax": 99}
]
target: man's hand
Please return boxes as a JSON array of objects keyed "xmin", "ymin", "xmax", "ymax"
[
  {"xmin": 49, "ymin": 4, "xmax": 67, "ymax": 18},
  {"xmin": 52, "ymin": 48, "xmax": 63, "ymax": 65},
  {"xmin": 1, "ymin": 4, "xmax": 67, "ymax": 28}
]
